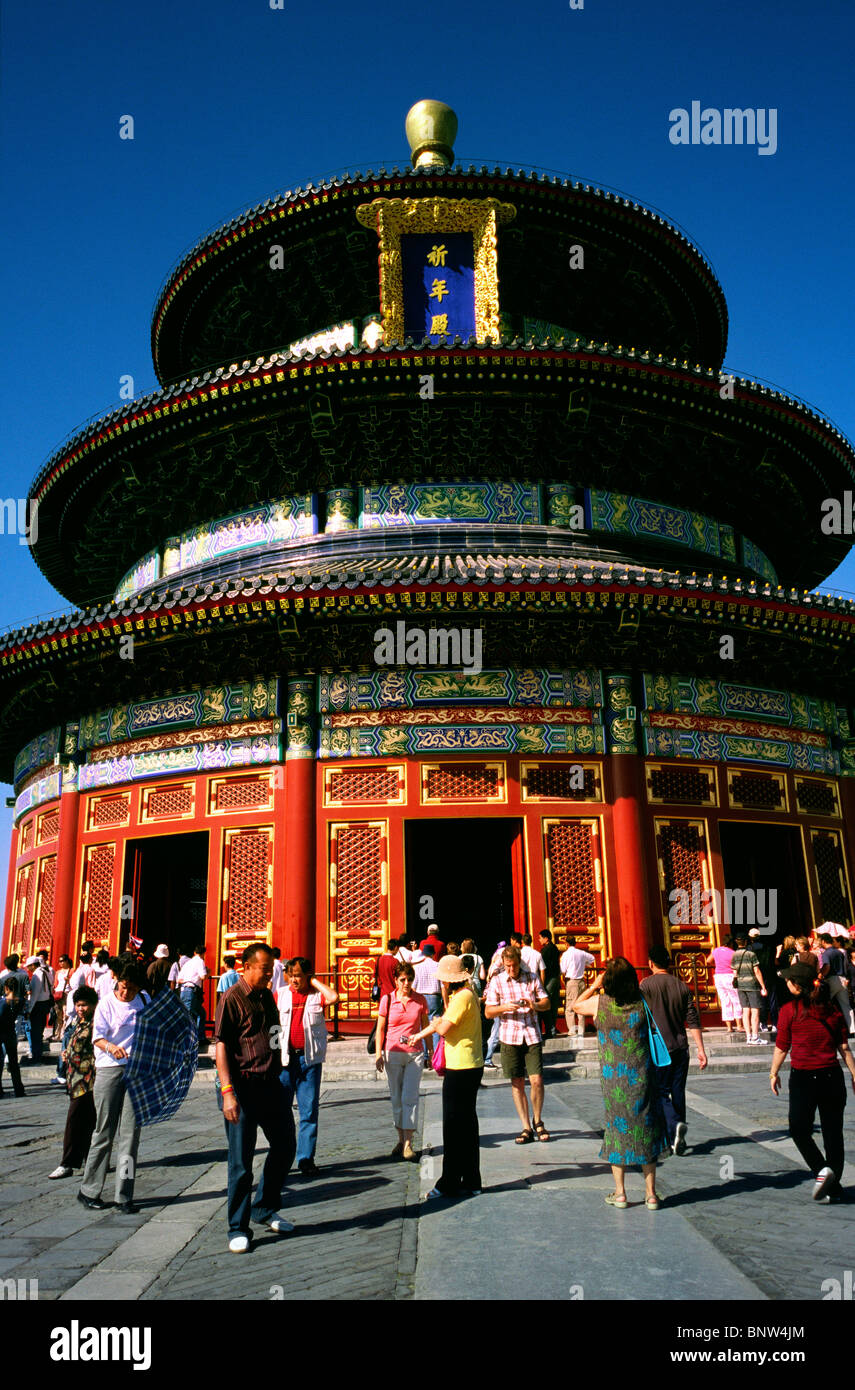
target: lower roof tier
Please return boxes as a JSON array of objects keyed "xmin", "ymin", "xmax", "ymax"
[
  {"xmin": 28, "ymin": 344, "xmax": 855, "ymax": 605},
  {"xmin": 3, "ymin": 551, "xmax": 855, "ymax": 782}
]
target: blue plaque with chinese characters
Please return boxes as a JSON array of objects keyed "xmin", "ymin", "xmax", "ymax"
[{"xmin": 401, "ymin": 232, "xmax": 475, "ymax": 343}]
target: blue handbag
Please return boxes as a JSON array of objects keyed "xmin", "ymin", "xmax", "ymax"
[{"xmin": 642, "ymin": 999, "xmax": 671, "ymax": 1067}]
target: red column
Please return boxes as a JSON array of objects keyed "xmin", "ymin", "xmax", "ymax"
[
  {"xmin": 282, "ymin": 677, "xmax": 317, "ymax": 963},
  {"xmin": 283, "ymin": 758, "xmax": 315, "ymax": 961},
  {"xmin": 610, "ymin": 755, "xmax": 653, "ymax": 970},
  {"xmin": 53, "ymin": 780, "xmax": 81, "ymax": 963},
  {"xmin": 2, "ymin": 821, "xmax": 18, "ymax": 958},
  {"xmin": 839, "ymin": 778, "xmax": 855, "ymax": 908}
]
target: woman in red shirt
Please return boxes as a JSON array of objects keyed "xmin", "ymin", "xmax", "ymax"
[{"xmin": 770, "ymin": 961, "xmax": 855, "ymax": 1203}]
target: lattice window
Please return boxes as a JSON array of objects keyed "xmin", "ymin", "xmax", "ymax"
[
  {"xmin": 795, "ymin": 778, "xmax": 839, "ymax": 817},
  {"xmin": 525, "ymin": 763, "xmax": 600, "ymax": 801},
  {"xmin": 546, "ymin": 822, "xmax": 599, "ymax": 929},
  {"xmin": 142, "ymin": 784, "xmax": 194, "ymax": 820},
  {"xmin": 335, "ymin": 825, "xmax": 384, "ymax": 933},
  {"xmin": 91, "ymin": 795, "xmax": 131, "ymax": 828},
  {"xmin": 729, "ymin": 772, "xmax": 786, "ymax": 811},
  {"xmin": 20, "ymin": 820, "xmax": 33, "ymax": 854},
  {"xmin": 37, "ymin": 809, "xmax": 60, "ymax": 844},
  {"xmin": 423, "ymin": 763, "xmax": 502, "ymax": 802},
  {"xmin": 33, "ymin": 855, "xmax": 58, "ymax": 952},
  {"xmin": 83, "ymin": 844, "xmax": 115, "ymax": 939},
  {"xmin": 327, "ymin": 768, "xmax": 402, "ymax": 805},
  {"xmin": 648, "ymin": 766, "xmax": 715, "ymax": 806},
  {"xmin": 215, "ymin": 777, "xmax": 271, "ymax": 812},
  {"xmin": 811, "ymin": 830, "xmax": 851, "ymax": 923},
  {"xmin": 658, "ymin": 821, "xmax": 705, "ymax": 897},
  {"xmin": 91, "ymin": 795, "xmax": 131, "ymax": 822},
  {"xmin": 224, "ymin": 831, "xmax": 271, "ymax": 937}
]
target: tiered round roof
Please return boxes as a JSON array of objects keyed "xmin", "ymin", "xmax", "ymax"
[{"xmin": 4, "ymin": 103, "xmax": 853, "ymax": 781}]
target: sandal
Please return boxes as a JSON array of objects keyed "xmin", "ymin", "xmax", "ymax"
[
  {"xmin": 604, "ymin": 1192, "xmax": 628, "ymax": 1209},
  {"xmin": 645, "ymin": 1193, "xmax": 661, "ymax": 1210},
  {"xmin": 515, "ymin": 1129, "xmax": 534, "ymax": 1145},
  {"xmin": 533, "ymin": 1121, "xmax": 550, "ymax": 1142}
]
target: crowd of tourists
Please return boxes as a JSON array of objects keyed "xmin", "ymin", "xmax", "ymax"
[{"xmin": 1, "ymin": 919, "xmax": 853, "ymax": 1252}]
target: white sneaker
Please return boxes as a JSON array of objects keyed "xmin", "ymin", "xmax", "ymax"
[
  {"xmin": 228, "ymin": 1234, "xmax": 251, "ymax": 1253},
  {"xmin": 673, "ymin": 1121, "xmax": 688, "ymax": 1156},
  {"xmin": 812, "ymin": 1166, "xmax": 837, "ymax": 1202},
  {"xmin": 267, "ymin": 1214, "xmax": 295, "ymax": 1233},
  {"xmin": 48, "ymin": 1166, "xmax": 73, "ymax": 1180},
  {"xmin": 754, "ymin": 1037, "xmax": 769, "ymax": 1045}
]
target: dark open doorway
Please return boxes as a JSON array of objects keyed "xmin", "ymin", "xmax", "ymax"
[
  {"xmin": 718, "ymin": 822, "xmax": 812, "ymax": 945},
  {"xmin": 404, "ymin": 818, "xmax": 526, "ymax": 963},
  {"xmin": 122, "ymin": 832, "xmax": 209, "ymax": 958}
]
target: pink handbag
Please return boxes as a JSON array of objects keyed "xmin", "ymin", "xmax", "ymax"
[{"xmin": 432, "ymin": 1035, "xmax": 447, "ymax": 1077}]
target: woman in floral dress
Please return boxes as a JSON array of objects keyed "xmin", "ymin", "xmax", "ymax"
[{"xmin": 569, "ymin": 956, "xmax": 669, "ymax": 1209}]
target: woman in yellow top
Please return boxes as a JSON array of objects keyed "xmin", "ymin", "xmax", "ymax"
[{"xmin": 404, "ymin": 955, "xmax": 484, "ymax": 1200}]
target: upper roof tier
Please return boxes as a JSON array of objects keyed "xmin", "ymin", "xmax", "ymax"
[{"xmin": 150, "ymin": 164, "xmax": 729, "ymax": 384}]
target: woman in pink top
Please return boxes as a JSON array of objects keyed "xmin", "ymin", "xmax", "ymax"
[
  {"xmin": 705, "ymin": 936, "xmax": 740, "ymax": 1033},
  {"xmin": 375, "ymin": 963, "xmax": 428, "ymax": 1161}
]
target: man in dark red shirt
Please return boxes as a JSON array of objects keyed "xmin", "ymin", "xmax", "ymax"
[
  {"xmin": 419, "ymin": 926, "xmax": 445, "ymax": 962},
  {"xmin": 377, "ymin": 939, "xmax": 400, "ymax": 1000},
  {"xmin": 214, "ymin": 942, "xmax": 296, "ymax": 1253}
]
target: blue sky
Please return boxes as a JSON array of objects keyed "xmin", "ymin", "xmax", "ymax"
[{"xmin": 1, "ymin": 0, "xmax": 853, "ymax": 905}]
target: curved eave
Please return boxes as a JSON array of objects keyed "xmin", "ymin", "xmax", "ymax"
[
  {"xmin": 27, "ymin": 343, "xmax": 855, "ymax": 603},
  {"xmin": 149, "ymin": 165, "xmax": 728, "ymax": 382},
  {"xmin": 3, "ymin": 561, "xmax": 854, "ymax": 780}
]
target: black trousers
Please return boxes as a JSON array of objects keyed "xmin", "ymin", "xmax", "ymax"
[
  {"xmin": 437, "ymin": 1066, "xmax": 483, "ymax": 1196},
  {"xmin": 788, "ymin": 1066, "xmax": 846, "ymax": 1187},
  {"xmin": 0, "ymin": 1019, "xmax": 25, "ymax": 1096},
  {"xmin": 61, "ymin": 1090, "xmax": 97, "ymax": 1168}
]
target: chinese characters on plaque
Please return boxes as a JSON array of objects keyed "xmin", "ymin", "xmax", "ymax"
[{"xmin": 401, "ymin": 232, "xmax": 476, "ymax": 343}]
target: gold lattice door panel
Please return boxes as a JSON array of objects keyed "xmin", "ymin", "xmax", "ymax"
[
  {"xmin": 221, "ymin": 827, "xmax": 274, "ymax": 957},
  {"xmin": 329, "ymin": 820, "xmax": 389, "ymax": 1021},
  {"xmin": 728, "ymin": 770, "xmax": 788, "ymax": 812},
  {"xmin": 11, "ymin": 863, "xmax": 36, "ymax": 957},
  {"xmin": 19, "ymin": 819, "xmax": 34, "ymax": 854},
  {"xmin": 80, "ymin": 843, "xmax": 117, "ymax": 950},
  {"xmin": 654, "ymin": 816, "xmax": 716, "ymax": 1009},
  {"xmin": 33, "ymin": 855, "xmax": 58, "ymax": 952},
  {"xmin": 542, "ymin": 818, "xmax": 605, "ymax": 964},
  {"xmin": 809, "ymin": 827, "xmax": 852, "ymax": 923},
  {"xmin": 324, "ymin": 765, "xmax": 405, "ymax": 807}
]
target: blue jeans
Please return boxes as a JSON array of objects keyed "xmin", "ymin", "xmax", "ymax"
[
  {"xmin": 654, "ymin": 1047, "xmax": 690, "ymax": 1146},
  {"xmin": 180, "ymin": 986, "xmax": 204, "ymax": 1045},
  {"xmin": 27, "ymin": 1002, "xmax": 51, "ymax": 1063},
  {"xmin": 56, "ymin": 1019, "xmax": 76, "ymax": 1078},
  {"xmin": 485, "ymin": 1015, "xmax": 501, "ymax": 1063},
  {"xmin": 280, "ymin": 1054, "xmax": 323, "ymax": 1164},
  {"xmin": 218, "ymin": 1077, "xmax": 296, "ymax": 1236},
  {"xmin": 424, "ymin": 993, "xmax": 442, "ymax": 1058}
]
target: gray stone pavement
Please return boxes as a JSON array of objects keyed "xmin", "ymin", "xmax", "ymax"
[{"xmin": 1, "ymin": 1053, "xmax": 853, "ymax": 1301}]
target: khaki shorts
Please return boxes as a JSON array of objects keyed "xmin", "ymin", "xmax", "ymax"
[
  {"xmin": 500, "ymin": 1042, "xmax": 543, "ymax": 1080},
  {"xmin": 564, "ymin": 978, "xmax": 585, "ymax": 1017}
]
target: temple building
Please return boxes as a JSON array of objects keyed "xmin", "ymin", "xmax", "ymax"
[{"xmin": 3, "ymin": 101, "xmax": 855, "ymax": 1025}]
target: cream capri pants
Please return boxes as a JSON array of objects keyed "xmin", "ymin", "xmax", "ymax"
[{"xmin": 385, "ymin": 1050, "xmax": 424, "ymax": 1130}]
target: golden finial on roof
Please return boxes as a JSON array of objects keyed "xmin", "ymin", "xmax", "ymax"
[{"xmin": 405, "ymin": 100, "xmax": 458, "ymax": 168}]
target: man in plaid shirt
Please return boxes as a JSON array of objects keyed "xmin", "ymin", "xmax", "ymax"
[{"xmin": 484, "ymin": 945, "xmax": 551, "ymax": 1144}]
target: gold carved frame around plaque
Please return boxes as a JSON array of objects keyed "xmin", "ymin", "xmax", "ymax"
[{"xmin": 355, "ymin": 196, "xmax": 516, "ymax": 345}]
